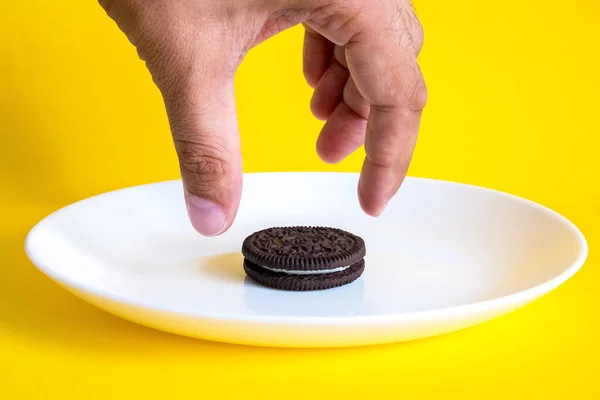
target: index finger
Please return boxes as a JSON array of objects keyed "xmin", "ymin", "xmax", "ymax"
[
  {"xmin": 345, "ymin": 9, "xmax": 427, "ymax": 215},
  {"xmin": 359, "ymin": 99, "xmax": 423, "ymax": 215}
]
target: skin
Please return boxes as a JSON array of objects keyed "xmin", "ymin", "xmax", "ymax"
[{"xmin": 98, "ymin": 0, "xmax": 427, "ymax": 236}]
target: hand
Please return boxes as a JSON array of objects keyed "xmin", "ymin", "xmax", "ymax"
[{"xmin": 99, "ymin": 0, "xmax": 427, "ymax": 236}]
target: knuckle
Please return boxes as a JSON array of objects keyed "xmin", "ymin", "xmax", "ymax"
[
  {"xmin": 343, "ymin": 81, "xmax": 370, "ymax": 119},
  {"xmin": 394, "ymin": 65, "xmax": 427, "ymax": 111},
  {"xmin": 367, "ymin": 139, "xmax": 411, "ymax": 179},
  {"xmin": 369, "ymin": 148, "xmax": 396, "ymax": 170},
  {"xmin": 308, "ymin": 2, "xmax": 363, "ymax": 43},
  {"xmin": 408, "ymin": 77, "xmax": 428, "ymax": 111},
  {"xmin": 175, "ymin": 137, "xmax": 230, "ymax": 193},
  {"xmin": 366, "ymin": 126, "xmax": 400, "ymax": 168}
]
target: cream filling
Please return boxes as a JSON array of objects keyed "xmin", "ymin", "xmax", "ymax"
[{"xmin": 260, "ymin": 264, "xmax": 351, "ymax": 275}]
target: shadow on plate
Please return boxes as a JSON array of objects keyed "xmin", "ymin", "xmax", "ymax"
[{"xmin": 198, "ymin": 252, "xmax": 247, "ymax": 283}]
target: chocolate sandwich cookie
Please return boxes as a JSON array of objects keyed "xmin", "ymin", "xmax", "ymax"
[{"xmin": 241, "ymin": 226, "xmax": 366, "ymax": 291}]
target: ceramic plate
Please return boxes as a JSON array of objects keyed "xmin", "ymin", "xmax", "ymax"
[{"xmin": 25, "ymin": 173, "xmax": 587, "ymax": 347}]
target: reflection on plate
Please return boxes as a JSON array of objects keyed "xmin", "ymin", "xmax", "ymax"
[{"xmin": 243, "ymin": 276, "xmax": 365, "ymax": 317}]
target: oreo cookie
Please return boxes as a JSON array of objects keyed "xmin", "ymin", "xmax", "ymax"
[{"xmin": 241, "ymin": 226, "xmax": 366, "ymax": 291}]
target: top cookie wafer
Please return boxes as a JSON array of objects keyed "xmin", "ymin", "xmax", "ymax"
[{"xmin": 241, "ymin": 226, "xmax": 365, "ymax": 272}]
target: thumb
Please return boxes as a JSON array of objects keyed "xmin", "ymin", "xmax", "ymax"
[
  {"xmin": 97, "ymin": 0, "xmax": 244, "ymax": 236},
  {"xmin": 159, "ymin": 57, "xmax": 243, "ymax": 237}
]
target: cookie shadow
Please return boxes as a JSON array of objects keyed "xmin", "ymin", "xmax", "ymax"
[{"xmin": 197, "ymin": 252, "xmax": 247, "ymax": 283}]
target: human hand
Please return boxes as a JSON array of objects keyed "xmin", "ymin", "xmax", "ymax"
[{"xmin": 99, "ymin": 0, "xmax": 427, "ymax": 236}]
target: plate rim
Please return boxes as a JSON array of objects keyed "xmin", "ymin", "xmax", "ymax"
[{"xmin": 24, "ymin": 172, "xmax": 589, "ymax": 325}]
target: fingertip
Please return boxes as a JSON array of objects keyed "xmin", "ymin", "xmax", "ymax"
[
  {"xmin": 316, "ymin": 144, "xmax": 343, "ymax": 164},
  {"xmin": 303, "ymin": 67, "xmax": 322, "ymax": 89},
  {"xmin": 357, "ymin": 189, "xmax": 388, "ymax": 218},
  {"xmin": 315, "ymin": 102, "xmax": 368, "ymax": 164},
  {"xmin": 185, "ymin": 195, "xmax": 229, "ymax": 237},
  {"xmin": 303, "ymin": 65, "xmax": 320, "ymax": 89},
  {"xmin": 181, "ymin": 169, "xmax": 243, "ymax": 237},
  {"xmin": 316, "ymin": 128, "xmax": 347, "ymax": 165},
  {"xmin": 357, "ymin": 161, "xmax": 393, "ymax": 217},
  {"xmin": 310, "ymin": 93, "xmax": 332, "ymax": 121}
]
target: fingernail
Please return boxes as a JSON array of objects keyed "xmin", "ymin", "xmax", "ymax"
[{"xmin": 186, "ymin": 196, "xmax": 227, "ymax": 236}]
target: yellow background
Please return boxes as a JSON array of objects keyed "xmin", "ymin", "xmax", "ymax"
[{"xmin": 1, "ymin": 0, "xmax": 598, "ymax": 398}]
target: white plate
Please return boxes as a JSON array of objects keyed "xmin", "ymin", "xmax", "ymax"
[{"xmin": 25, "ymin": 173, "xmax": 587, "ymax": 348}]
